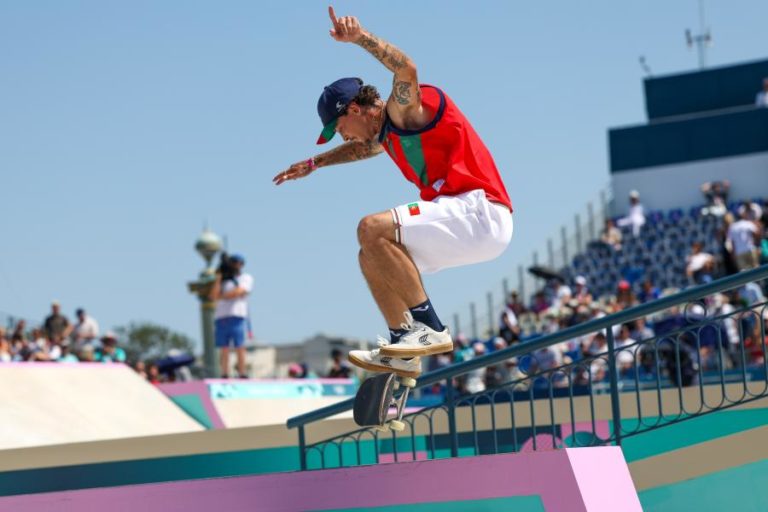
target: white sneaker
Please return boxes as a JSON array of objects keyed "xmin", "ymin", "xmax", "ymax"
[
  {"xmin": 348, "ymin": 348, "xmax": 422, "ymax": 378},
  {"xmin": 379, "ymin": 322, "xmax": 454, "ymax": 357}
]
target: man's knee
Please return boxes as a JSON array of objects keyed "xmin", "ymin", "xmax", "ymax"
[{"xmin": 357, "ymin": 213, "xmax": 392, "ymax": 248}]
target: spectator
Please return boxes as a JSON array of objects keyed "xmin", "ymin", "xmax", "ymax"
[
  {"xmin": 755, "ymin": 77, "xmax": 768, "ymax": 107},
  {"xmin": 71, "ymin": 308, "xmax": 100, "ymax": 352},
  {"xmin": 718, "ymin": 213, "xmax": 739, "ymax": 275},
  {"xmin": 209, "ymin": 253, "xmax": 253, "ymax": 379},
  {"xmin": 288, "ymin": 362, "xmax": 306, "ymax": 378},
  {"xmin": 738, "ymin": 200, "xmax": 763, "ymax": 223},
  {"xmin": 57, "ymin": 340, "xmax": 79, "ymax": 363},
  {"xmin": 10, "ymin": 320, "xmax": 27, "ymax": 344},
  {"xmin": 147, "ymin": 363, "xmax": 162, "ymax": 384},
  {"xmin": 30, "ymin": 334, "xmax": 62, "ymax": 362},
  {"xmin": 499, "ymin": 293, "xmax": 521, "ymax": 345},
  {"xmin": 506, "ymin": 291, "xmax": 527, "ymax": 316},
  {"xmin": 79, "ymin": 345, "xmax": 96, "ymax": 362},
  {"xmin": 327, "ymin": 348, "xmax": 351, "ymax": 378},
  {"xmin": 636, "ymin": 279, "xmax": 661, "ymax": 304},
  {"xmin": 630, "ymin": 317, "xmax": 655, "ymax": 342},
  {"xmin": 44, "ymin": 301, "xmax": 72, "ymax": 342},
  {"xmin": 616, "ymin": 280, "xmax": 637, "ymax": 310},
  {"xmin": 0, "ymin": 329, "xmax": 11, "ymax": 363},
  {"xmin": 485, "ymin": 338, "xmax": 511, "ymax": 388},
  {"xmin": 573, "ymin": 275, "xmax": 592, "ymax": 305},
  {"xmin": 464, "ymin": 342, "xmax": 487, "ymax": 394},
  {"xmin": 685, "ymin": 241, "xmax": 715, "ymax": 284},
  {"xmin": 700, "ymin": 180, "xmax": 730, "ymax": 217},
  {"xmin": 95, "ymin": 331, "xmax": 126, "ymax": 363},
  {"xmin": 133, "ymin": 361, "xmax": 148, "ymax": 379},
  {"xmin": 551, "ymin": 278, "xmax": 572, "ymax": 309},
  {"xmin": 616, "ymin": 190, "xmax": 646, "ymax": 237},
  {"xmin": 727, "ymin": 209, "xmax": 760, "ymax": 271},
  {"xmin": 615, "ymin": 324, "xmax": 638, "ymax": 376},
  {"xmin": 600, "ymin": 218, "xmax": 623, "ymax": 251},
  {"xmin": 530, "ymin": 291, "xmax": 550, "ymax": 315}
]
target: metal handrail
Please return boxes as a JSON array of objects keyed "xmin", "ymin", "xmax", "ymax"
[{"xmin": 287, "ymin": 264, "xmax": 768, "ymax": 430}]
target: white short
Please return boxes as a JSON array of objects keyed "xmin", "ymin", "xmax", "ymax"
[{"xmin": 391, "ymin": 189, "xmax": 514, "ymax": 274}]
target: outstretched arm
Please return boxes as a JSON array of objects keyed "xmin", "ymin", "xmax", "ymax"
[
  {"xmin": 273, "ymin": 141, "xmax": 383, "ymax": 186},
  {"xmin": 328, "ymin": 7, "xmax": 428, "ymax": 129}
]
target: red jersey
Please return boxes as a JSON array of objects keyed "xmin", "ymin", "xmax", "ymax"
[{"xmin": 378, "ymin": 84, "xmax": 512, "ymax": 211}]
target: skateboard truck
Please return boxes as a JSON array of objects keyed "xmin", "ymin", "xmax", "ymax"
[{"xmin": 353, "ymin": 373, "xmax": 417, "ymax": 432}]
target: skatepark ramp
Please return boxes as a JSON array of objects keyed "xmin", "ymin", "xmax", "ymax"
[
  {"xmin": 0, "ymin": 363, "xmax": 203, "ymax": 449},
  {"xmin": 0, "ymin": 448, "xmax": 641, "ymax": 511},
  {"xmin": 285, "ymin": 265, "xmax": 768, "ymax": 509}
]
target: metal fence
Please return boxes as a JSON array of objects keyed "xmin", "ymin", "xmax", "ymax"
[{"xmin": 287, "ymin": 265, "xmax": 768, "ymax": 470}]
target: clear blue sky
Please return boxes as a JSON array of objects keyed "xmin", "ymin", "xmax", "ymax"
[{"xmin": 1, "ymin": 1, "xmax": 765, "ymax": 350}]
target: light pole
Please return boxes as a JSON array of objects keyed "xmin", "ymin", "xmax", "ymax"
[{"xmin": 188, "ymin": 229, "xmax": 222, "ymax": 378}]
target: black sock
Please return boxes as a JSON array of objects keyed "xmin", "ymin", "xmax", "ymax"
[
  {"xmin": 389, "ymin": 328, "xmax": 408, "ymax": 344},
  {"xmin": 409, "ymin": 298, "xmax": 444, "ymax": 332}
]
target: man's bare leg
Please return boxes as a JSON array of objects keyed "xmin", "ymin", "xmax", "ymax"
[
  {"xmin": 357, "ymin": 212, "xmax": 426, "ymax": 328},
  {"xmin": 219, "ymin": 347, "xmax": 230, "ymax": 377},
  {"xmin": 236, "ymin": 346, "xmax": 247, "ymax": 377}
]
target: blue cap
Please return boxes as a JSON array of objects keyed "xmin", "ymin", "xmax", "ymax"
[
  {"xmin": 229, "ymin": 254, "xmax": 245, "ymax": 264},
  {"xmin": 316, "ymin": 77, "xmax": 363, "ymax": 144}
]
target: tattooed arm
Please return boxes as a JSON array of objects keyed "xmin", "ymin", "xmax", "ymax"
[
  {"xmin": 327, "ymin": 6, "xmax": 430, "ymax": 130},
  {"xmin": 273, "ymin": 141, "xmax": 383, "ymax": 186}
]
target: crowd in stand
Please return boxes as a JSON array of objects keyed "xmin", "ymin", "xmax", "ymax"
[
  {"xmin": 427, "ymin": 185, "xmax": 768, "ymax": 395},
  {"xmin": 4, "ymin": 185, "xmax": 767, "ymax": 393},
  {"xmin": 0, "ymin": 302, "xmax": 125, "ymax": 364},
  {"xmin": 0, "ymin": 301, "xmax": 172, "ymax": 384}
]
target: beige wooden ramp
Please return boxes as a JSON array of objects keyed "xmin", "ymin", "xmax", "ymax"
[{"xmin": 0, "ymin": 363, "xmax": 203, "ymax": 449}]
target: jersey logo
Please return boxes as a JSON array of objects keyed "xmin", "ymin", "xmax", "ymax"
[{"xmin": 407, "ymin": 203, "xmax": 421, "ymax": 216}]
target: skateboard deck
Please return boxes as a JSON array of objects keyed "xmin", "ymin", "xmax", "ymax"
[{"xmin": 353, "ymin": 372, "xmax": 416, "ymax": 431}]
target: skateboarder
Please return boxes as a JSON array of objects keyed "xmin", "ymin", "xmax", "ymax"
[{"xmin": 274, "ymin": 7, "xmax": 513, "ymax": 377}]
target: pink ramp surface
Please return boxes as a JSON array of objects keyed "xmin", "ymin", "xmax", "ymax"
[{"xmin": 0, "ymin": 448, "xmax": 640, "ymax": 512}]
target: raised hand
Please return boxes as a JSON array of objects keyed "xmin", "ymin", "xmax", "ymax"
[
  {"xmin": 328, "ymin": 6, "xmax": 362, "ymax": 43},
  {"xmin": 273, "ymin": 159, "xmax": 315, "ymax": 186}
]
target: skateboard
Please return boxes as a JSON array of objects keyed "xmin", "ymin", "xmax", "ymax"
[{"xmin": 352, "ymin": 372, "xmax": 417, "ymax": 432}]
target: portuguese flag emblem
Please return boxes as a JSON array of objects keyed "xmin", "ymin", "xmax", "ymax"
[{"xmin": 408, "ymin": 203, "xmax": 421, "ymax": 216}]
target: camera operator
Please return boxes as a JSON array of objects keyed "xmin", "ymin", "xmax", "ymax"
[{"xmin": 209, "ymin": 253, "xmax": 253, "ymax": 378}]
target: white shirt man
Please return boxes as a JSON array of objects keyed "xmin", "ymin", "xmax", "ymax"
[
  {"xmin": 727, "ymin": 217, "xmax": 759, "ymax": 270},
  {"xmin": 617, "ymin": 191, "xmax": 646, "ymax": 236},
  {"xmin": 211, "ymin": 254, "xmax": 253, "ymax": 378},
  {"xmin": 71, "ymin": 309, "xmax": 100, "ymax": 351},
  {"xmin": 214, "ymin": 274, "xmax": 254, "ymax": 320}
]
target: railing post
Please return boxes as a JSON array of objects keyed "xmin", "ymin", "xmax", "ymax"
[
  {"xmin": 445, "ymin": 378, "xmax": 459, "ymax": 458},
  {"xmin": 298, "ymin": 425, "xmax": 307, "ymax": 470},
  {"xmin": 605, "ymin": 325, "xmax": 623, "ymax": 446}
]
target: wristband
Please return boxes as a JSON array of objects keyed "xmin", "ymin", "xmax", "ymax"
[{"xmin": 307, "ymin": 157, "xmax": 318, "ymax": 171}]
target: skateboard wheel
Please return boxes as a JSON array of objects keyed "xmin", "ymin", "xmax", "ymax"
[
  {"xmin": 401, "ymin": 377, "xmax": 417, "ymax": 388},
  {"xmin": 374, "ymin": 425, "xmax": 388, "ymax": 433},
  {"xmin": 393, "ymin": 381, "xmax": 401, "ymax": 391},
  {"xmin": 389, "ymin": 420, "xmax": 405, "ymax": 432}
]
